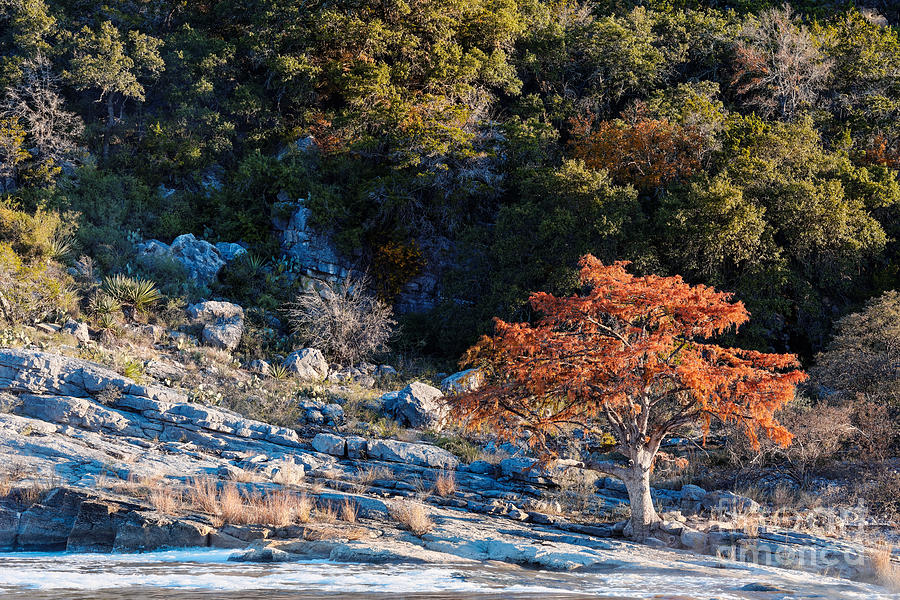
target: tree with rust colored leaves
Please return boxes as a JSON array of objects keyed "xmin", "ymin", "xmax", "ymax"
[{"xmin": 449, "ymin": 256, "xmax": 806, "ymax": 541}]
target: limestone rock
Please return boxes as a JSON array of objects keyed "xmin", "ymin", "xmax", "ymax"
[
  {"xmin": 311, "ymin": 433, "xmax": 346, "ymax": 456},
  {"xmin": 62, "ymin": 318, "xmax": 90, "ymax": 343},
  {"xmin": 284, "ymin": 348, "xmax": 328, "ymax": 380},
  {"xmin": 170, "ymin": 234, "xmax": 226, "ymax": 284},
  {"xmin": 439, "ymin": 369, "xmax": 483, "ymax": 395},
  {"xmin": 367, "ymin": 439, "xmax": 458, "ymax": 469},
  {"xmin": 384, "ymin": 382, "xmax": 447, "ymax": 430},
  {"xmin": 215, "ymin": 242, "xmax": 247, "ymax": 262},
  {"xmin": 247, "ymin": 360, "xmax": 271, "ymax": 375},
  {"xmin": 702, "ymin": 490, "xmax": 760, "ymax": 514},
  {"xmin": 188, "ymin": 301, "xmax": 245, "ymax": 351}
]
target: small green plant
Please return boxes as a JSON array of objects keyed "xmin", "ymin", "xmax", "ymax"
[
  {"xmin": 90, "ymin": 292, "xmax": 122, "ymax": 315},
  {"xmin": 269, "ymin": 363, "xmax": 290, "ymax": 380},
  {"xmin": 47, "ymin": 234, "xmax": 74, "ymax": 263},
  {"xmin": 121, "ymin": 359, "xmax": 145, "ymax": 380},
  {"xmin": 103, "ymin": 274, "xmax": 163, "ymax": 313}
]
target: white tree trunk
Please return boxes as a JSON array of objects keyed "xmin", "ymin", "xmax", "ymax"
[{"xmin": 621, "ymin": 458, "xmax": 660, "ymax": 541}]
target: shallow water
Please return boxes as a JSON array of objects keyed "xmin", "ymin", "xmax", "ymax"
[{"xmin": 0, "ymin": 549, "xmax": 893, "ymax": 599}]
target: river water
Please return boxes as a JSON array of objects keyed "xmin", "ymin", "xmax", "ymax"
[{"xmin": 0, "ymin": 549, "xmax": 894, "ymax": 599}]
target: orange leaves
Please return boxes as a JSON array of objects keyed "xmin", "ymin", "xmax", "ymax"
[
  {"xmin": 447, "ymin": 255, "xmax": 806, "ymax": 462},
  {"xmin": 570, "ymin": 116, "xmax": 704, "ymax": 189}
]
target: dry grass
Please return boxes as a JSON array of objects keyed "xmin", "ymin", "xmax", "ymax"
[
  {"xmin": 149, "ymin": 484, "xmax": 181, "ymax": 515},
  {"xmin": 297, "ymin": 492, "xmax": 313, "ymax": 523},
  {"xmin": 317, "ymin": 502, "xmax": 338, "ymax": 523},
  {"xmin": 0, "ymin": 473, "xmax": 12, "ymax": 498},
  {"xmin": 870, "ymin": 543, "xmax": 900, "ymax": 591},
  {"xmin": 390, "ymin": 500, "xmax": 433, "ymax": 536},
  {"xmin": 434, "ymin": 470, "xmax": 457, "ymax": 497},
  {"xmin": 355, "ymin": 466, "xmax": 391, "ymax": 490},
  {"xmin": 254, "ymin": 489, "xmax": 297, "ymax": 527},
  {"xmin": 340, "ymin": 498, "xmax": 358, "ymax": 523},
  {"xmin": 187, "ymin": 476, "xmax": 220, "ymax": 514},
  {"xmin": 219, "ymin": 483, "xmax": 247, "ymax": 524}
]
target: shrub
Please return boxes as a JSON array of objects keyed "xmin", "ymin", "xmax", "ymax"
[
  {"xmin": 0, "ymin": 203, "xmax": 74, "ymax": 262},
  {"xmin": 0, "ymin": 243, "xmax": 77, "ymax": 324},
  {"xmin": 287, "ymin": 273, "xmax": 395, "ymax": 365}
]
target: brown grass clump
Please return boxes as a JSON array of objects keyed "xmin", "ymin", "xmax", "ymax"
[
  {"xmin": 390, "ymin": 500, "xmax": 433, "ymax": 536},
  {"xmin": 340, "ymin": 498, "xmax": 358, "ymax": 523},
  {"xmin": 317, "ymin": 502, "xmax": 338, "ymax": 523},
  {"xmin": 149, "ymin": 484, "xmax": 181, "ymax": 515},
  {"xmin": 219, "ymin": 483, "xmax": 248, "ymax": 524},
  {"xmin": 297, "ymin": 492, "xmax": 313, "ymax": 523},
  {"xmin": 254, "ymin": 489, "xmax": 297, "ymax": 527},
  {"xmin": 870, "ymin": 543, "xmax": 900, "ymax": 591},
  {"xmin": 187, "ymin": 476, "xmax": 220, "ymax": 514},
  {"xmin": 434, "ymin": 470, "xmax": 457, "ymax": 497}
]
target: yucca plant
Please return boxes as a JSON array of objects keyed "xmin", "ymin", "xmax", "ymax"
[
  {"xmin": 269, "ymin": 363, "xmax": 289, "ymax": 380},
  {"xmin": 241, "ymin": 252, "xmax": 268, "ymax": 273},
  {"xmin": 103, "ymin": 274, "xmax": 163, "ymax": 313},
  {"xmin": 90, "ymin": 292, "xmax": 122, "ymax": 316},
  {"xmin": 47, "ymin": 234, "xmax": 74, "ymax": 263}
]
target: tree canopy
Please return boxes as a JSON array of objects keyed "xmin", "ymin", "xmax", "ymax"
[{"xmin": 450, "ymin": 256, "xmax": 806, "ymax": 538}]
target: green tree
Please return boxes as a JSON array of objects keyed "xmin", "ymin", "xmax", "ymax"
[{"xmin": 64, "ymin": 20, "xmax": 164, "ymax": 159}]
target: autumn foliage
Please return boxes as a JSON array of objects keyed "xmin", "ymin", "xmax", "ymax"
[
  {"xmin": 450, "ymin": 256, "xmax": 806, "ymax": 538},
  {"xmin": 570, "ymin": 116, "xmax": 703, "ymax": 189}
]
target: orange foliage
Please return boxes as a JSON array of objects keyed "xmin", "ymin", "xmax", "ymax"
[
  {"xmin": 570, "ymin": 116, "xmax": 703, "ymax": 189},
  {"xmin": 865, "ymin": 135, "xmax": 900, "ymax": 170},
  {"xmin": 450, "ymin": 256, "xmax": 806, "ymax": 464}
]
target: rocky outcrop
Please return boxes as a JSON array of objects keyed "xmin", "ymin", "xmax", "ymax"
[
  {"xmin": 137, "ymin": 234, "xmax": 244, "ymax": 286},
  {"xmin": 273, "ymin": 193, "xmax": 440, "ymax": 314},
  {"xmin": 187, "ymin": 301, "xmax": 245, "ymax": 351},
  {"xmin": 0, "ymin": 349, "xmax": 299, "ymax": 449},
  {"xmin": 367, "ymin": 439, "xmax": 458, "ymax": 469},
  {"xmin": 283, "ymin": 348, "xmax": 329, "ymax": 380},
  {"xmin": 383, "ymin": 382, "xmax": 447, "ymax": 430}
]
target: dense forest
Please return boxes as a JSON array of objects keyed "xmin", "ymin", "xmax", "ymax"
[{"xmin": 2, "ymin": 0, "xmax": 900, "ymax": 362}]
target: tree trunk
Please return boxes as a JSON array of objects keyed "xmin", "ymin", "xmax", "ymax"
[{"xmin": 621, "ymin": 459, "xmax": 660, "ymax": 542}]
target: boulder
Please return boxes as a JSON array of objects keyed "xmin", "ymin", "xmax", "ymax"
[
  {"xmin": 466, "ymin": 460, "xmax": 496, "ymax": 476},
  {"xmin": 284, "ymin": 348, "xmax": 329, "ymax": 380},
  {"xmin": 680, "ymin": 528, "xmax": 708, "ymax": 551},
  {"xmin": 346, "ymin": 436, "xmax": 367, "ymax": 459},
  {"xmin": 702, "ymin": 490, "xmax": 760, "ymax": 515},
  {"xmin": 62, "ymin": 318, "xmax": 90, "ymax": 343},
  {"xmin": 67, "ymin": 500, "xmax": 126, "ymax": 552},
  {"xmin": 384, "ymin": 382, "xmax": 447, "ymax": 430},
  {"xmin": 16, "ymin": 488, "xmax": 85, "ymax": 550},
  {"xmin": 247, "ymin": 359, "xmax": 271, "ymax": 375},
  {"xmin": 187, "ymin": 300, "xmax": 244, "ymax": 322},
  {"xmin": 170, "ymin": 234, "xmax": 226, "ymax": 284},
  {"xmin": 187, "ymin": 301, "xmax": 244, "ymax": 351},
  {"xmin": 215, "ymin": 242, "xmax": 247, "ymax": 262},
  {"xmin": 202, "ymin": 320, "xmax": 243, "ymax": 351},
  {"xmin": 439, "ymin": 369, "xmax": 483, "ymax": 395},
  {"xmin": 311, "ymin": 433, "xmax": 346, "ymax": 457},
  {"xmin": 367, "ymin": 439, "xmax": 459, "ymax": 469}
]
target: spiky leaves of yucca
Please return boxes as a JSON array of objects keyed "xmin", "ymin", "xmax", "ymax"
[{"xmin": 102, "ymin": 274, "xmax": 163, "ymax": 313}]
